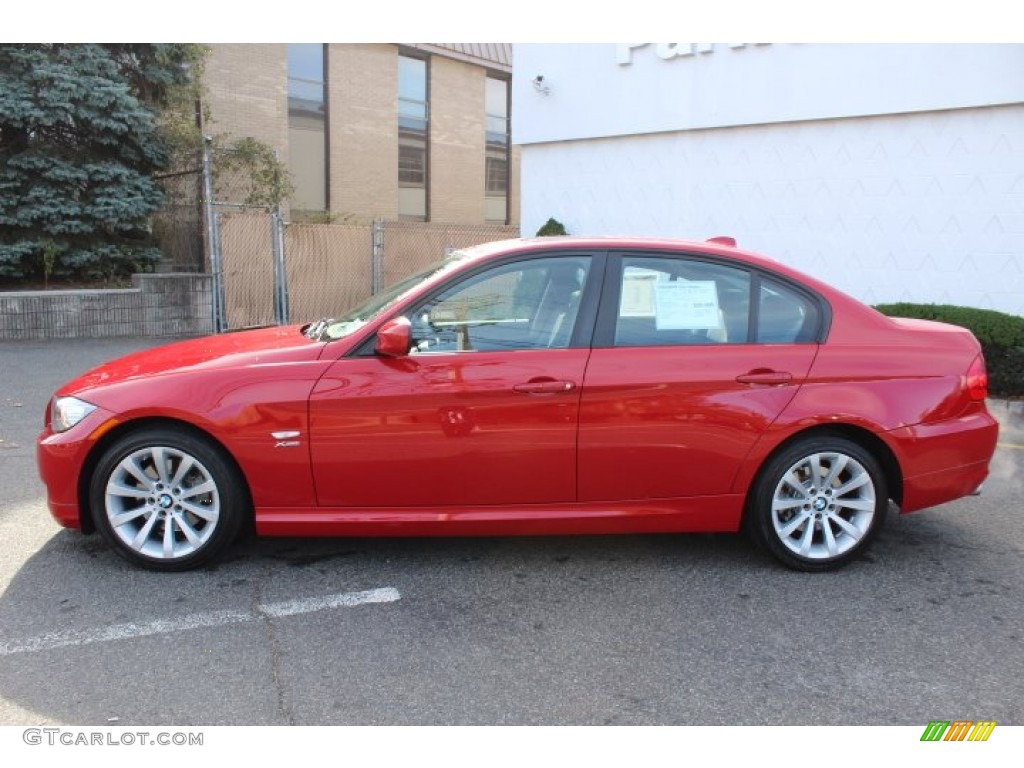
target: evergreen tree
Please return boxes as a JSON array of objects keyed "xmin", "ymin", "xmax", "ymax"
[
  {"xmin": 536, "ymin": 217, "xmax": 568, "ymax": 237},
  {"xmin": 0, "ymin": 44, "xmax": 196, "ymax": 283}
]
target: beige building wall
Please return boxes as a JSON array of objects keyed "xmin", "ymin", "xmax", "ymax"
[
  {"xmin": 203, "ymin": 44, "xmax": 289, "ymax": 161},
  {"xmin": 327, "ymin": 44, "xmax": 399, "ymax": 220},
  {"xmin": 201, "ymin": 43, "xmax": 518, "ymax": 229},
  {"xmin": 429, "ymin": 56, "xmax": 487, "ymax": 223},
  {"xmin": 509, "ymin": 144, "xmax": 522, "ymax": 230}
]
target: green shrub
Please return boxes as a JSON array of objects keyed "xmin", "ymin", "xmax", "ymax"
[
  {"xmin": 536, "ymin": 217, "xmax": 568, "ymax": 237},
  {"xmin": 874, "ymin": 303, "xmax": 1024, "ymax": 398}
]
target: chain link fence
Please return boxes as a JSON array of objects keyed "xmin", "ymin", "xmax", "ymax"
[
  {"xmin": 153, "ymin": 144, "xmax": 519, "ymax": 331},
  {"xmin": 281, "ymin": 220, "xmax": 519, "ymax": 327},
  {"xmin": 375, "ymin": 221, "xmax": 519, "ymax": 290},
  {"xmin": 217, "ymin": 209, "xmax": 279, "ymax": 329},
  {"xmin": 285, "ymin": 222, "xmax": 374, "ymax": 324},
  {"xmin": 151, "ymin": 143, "xmax": 281, "ymax": 330},
  {"xmin": 152, "ymin": 154, "xmax": 205, "ymax": 274}
]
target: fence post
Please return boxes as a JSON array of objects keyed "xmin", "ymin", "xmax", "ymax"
[
  {"xmin": 372, "ymin": 218, "xmax": 384, "ymax": 294},
  {"xmin": 211, "ymin": 210, "xmax": 225, "ymax": 329},
  {"xmin": 201, "ymin": 138, "xmax": 227, "ymax": 332},
  {"xmin": 271, "ymin": 209, "xmax": 288, "ymax": 325}
]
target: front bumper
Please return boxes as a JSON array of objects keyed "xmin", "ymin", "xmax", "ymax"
[{"xmin": 37, "ymin": 406, "xmax": 118, "ymax": 530}]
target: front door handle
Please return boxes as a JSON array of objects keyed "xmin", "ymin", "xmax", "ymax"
[
  {"xmin": 513, "ymin": 379, "xmax": 576, "ymax": 395},
  {"xmin": 735, "ymin": 370, "xmax": 793, "ymax": 386}
]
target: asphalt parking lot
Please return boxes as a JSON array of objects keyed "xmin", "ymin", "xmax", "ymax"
[{"xmin": 0, "ymin": 337, "xmax": 1022, "ymax": 726}]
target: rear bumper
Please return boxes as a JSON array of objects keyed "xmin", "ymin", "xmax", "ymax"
[
  {"xmin": 890, "ymin": 408, "xmax": 999, "ymax": 513},
  {"xmin": 900, "ymin": 459, "xmax": 992, "ymax": 513}
]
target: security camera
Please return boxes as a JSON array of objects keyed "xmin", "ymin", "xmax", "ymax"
[
  {"xmin": 532, "ymin": 75, "xmax": 550, "ymax": 95},
  {"xmin": 533, "ymin": 75, "xmax": 544, "ymax": 84}
]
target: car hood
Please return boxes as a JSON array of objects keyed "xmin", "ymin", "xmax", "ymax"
[{"xmin": 57, "ymin": 325, "xmax": 326, "ymax": 396}]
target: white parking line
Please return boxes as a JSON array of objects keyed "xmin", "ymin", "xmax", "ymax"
[{"xmin": 0, "ymin": 587, "xmax": 400, "ymax": 657}]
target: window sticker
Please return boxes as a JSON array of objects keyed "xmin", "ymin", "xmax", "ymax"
[
  {"xmin": 620, "ymin": 271, "xmax": 658, "ymax": 317},
  {"xmin": 654, "ymin": 280, "xmax": 722, "ymax": 330}
]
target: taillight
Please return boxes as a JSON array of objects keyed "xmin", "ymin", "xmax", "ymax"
[{"xmin": 966, "ymin": 355, "xmax": 988, "ymax": 402}]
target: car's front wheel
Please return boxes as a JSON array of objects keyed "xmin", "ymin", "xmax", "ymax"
[
  {"xmin": 746, "ymin": 435, "xmax": 888, "ymax": 571},
  {"xmin": 90, "ymin": 427, "xmax": 247, "ymax": 571}
]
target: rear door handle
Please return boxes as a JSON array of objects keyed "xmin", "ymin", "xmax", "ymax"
[
  {"xmin": 735, "ymin": 370, "xmax": 793, "ymax": 386},
  {"xmin": 513, "ymin": 379, "xmax": 576, "ymax": 394}
]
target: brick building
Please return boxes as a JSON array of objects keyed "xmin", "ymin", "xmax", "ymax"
[{"xmin": 201, "ymin": 43, "xmax": 519, "ymax": 227}]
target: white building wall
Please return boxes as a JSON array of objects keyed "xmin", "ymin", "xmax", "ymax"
[{"xmin": 514, "ymin": 44, "xmax": 1024, "ymax": 315}]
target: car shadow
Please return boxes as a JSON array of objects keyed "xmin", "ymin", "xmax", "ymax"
[{"xmin": 0, "ymin": 505, "xmax": 1015, "ymax": 726}]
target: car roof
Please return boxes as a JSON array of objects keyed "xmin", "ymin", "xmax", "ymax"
[{"xmin": 453, "ymin": 236, "xmax": 790, "ymax": 272}]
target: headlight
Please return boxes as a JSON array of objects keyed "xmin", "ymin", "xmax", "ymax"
[{"xmin": 51, "ymin": 396, "xmax": 98, "ymax": 432}]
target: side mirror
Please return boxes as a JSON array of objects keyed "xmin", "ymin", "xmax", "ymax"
[{"xmin": 375, "ymin": 316, "xmax": 412, "ymax": 357}]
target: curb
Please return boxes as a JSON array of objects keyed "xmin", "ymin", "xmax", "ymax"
[{"xmin": 993, "ymin": 399, "xmax": 1024, "ymax": 415}]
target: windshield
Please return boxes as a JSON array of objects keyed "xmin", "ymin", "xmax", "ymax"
[{"xmin": 316, "ymin": 258, "xmax": 460, "ymax": 341}]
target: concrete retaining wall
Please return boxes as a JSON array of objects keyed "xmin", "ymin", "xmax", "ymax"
[{"xmin": 0, "ymin": 274, "xmax": 214, "ymax": 340}]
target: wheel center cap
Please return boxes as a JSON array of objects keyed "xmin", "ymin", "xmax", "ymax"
[
  {"xmin": 813, "ymin": 497, "xmax": 828, "ymax": 512},
  {"xmin": 158, "ymin": 494, "xmax": 173, "ymax": 509}
]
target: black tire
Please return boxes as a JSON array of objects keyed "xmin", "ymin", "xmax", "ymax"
[
  {"xmin": 745, "ymin": 435, "xmax": 888, "ymax": 571},
  {"xmin": 89, "ymin": 427, "xmax": 248, "ymax": 571}
]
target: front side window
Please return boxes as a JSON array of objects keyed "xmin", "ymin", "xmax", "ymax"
[
  {"xmin": 398, "ymin": 54, "xmax": 428, "ymax": 220},
  {"xmin": 322, "ymin": 260, "xmax": 452, "ymax": 341},
  {"xmin": 409, "ymin": 257, "xmax": 591, "ymax": 353},
  {"xmin": 614, "ymin": 257, "xmax": 751, "ymax": 346}
]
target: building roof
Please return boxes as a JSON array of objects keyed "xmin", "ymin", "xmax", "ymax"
[{"xmin": 407, "ymin": 44, "xmax": 512, "ymax": 73}]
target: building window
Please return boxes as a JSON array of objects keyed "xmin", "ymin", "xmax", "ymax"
[
  {"xmin": 287, "ymin": 44, "xmax": 327, "ymax": 213},
  {"xmin": 398, "ymin": 54, "xmax": 428, "ymax": 220},
  {"xmin": 485, "ymin": 76, "xmax": 510, "ymax": 224}
]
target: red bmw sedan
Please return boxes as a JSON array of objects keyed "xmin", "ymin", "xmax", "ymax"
[{"xmin": 37, "ymin": 237, "xmax": 999, "ymax": 571}]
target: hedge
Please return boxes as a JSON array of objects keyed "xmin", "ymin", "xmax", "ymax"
[{"xmin": 874, "ymin": 303, "xmax": 1024, "ymax": 398}]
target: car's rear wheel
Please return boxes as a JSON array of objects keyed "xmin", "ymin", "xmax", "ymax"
[
  {"xmin": 746, "ymin": 436, "xmax": 887, "ymax": 571},
  {"xmin": 90, "ymin": 427, "xmax": 247, "ymax": 571}
]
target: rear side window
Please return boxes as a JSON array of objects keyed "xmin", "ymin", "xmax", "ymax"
[
  {"xmin": 757, "ymin": 278, "xmax": 821, "ymax": 343},
  {"xmin": 614, "ymin": 257, "xmax": 751, "ymax": 346}
]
